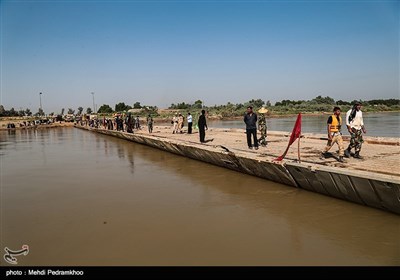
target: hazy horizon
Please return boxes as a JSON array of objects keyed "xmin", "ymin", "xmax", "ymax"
[
  {"xmin": 1, "ymin": 0, "xmax": 399, "ymax": 114},
  {"xmin": 1, "ymin": 94, "xmax": 400, "ymax": 115}
]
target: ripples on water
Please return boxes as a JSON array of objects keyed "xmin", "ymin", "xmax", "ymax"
[{"xmin": 1, "ymin": 128, "xmax": 399, "ymax": 265}]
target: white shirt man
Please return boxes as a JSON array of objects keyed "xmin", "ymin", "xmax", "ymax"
[
  {"xmin": 346, "ymin": 108, "xmax": 364, "ymax": 130},
  {"xmin": 187, "ymin": 113, "xmax": 193, "ymax": 134},
  {"xmin": 345, "ymin": 102, "xmax": 366, "ymax": 159}
]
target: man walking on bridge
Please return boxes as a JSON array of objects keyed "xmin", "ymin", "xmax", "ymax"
[
  {"xmin": 345, "ymin": 102, "xmax": 366, "ymax": 159},
  {"xmin": 321, "ymin": 106, "xmax": 344, "ymax": 162}
]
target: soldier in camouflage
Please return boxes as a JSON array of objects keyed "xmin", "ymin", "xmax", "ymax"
[{"xmin": 257, "ymin": 107, "xmax": 269, "ymax": 147}]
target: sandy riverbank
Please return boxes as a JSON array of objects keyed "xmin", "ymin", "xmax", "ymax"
[{"xmin": 0, "ymin": 119, "xmax": 74, "ymax": 130}]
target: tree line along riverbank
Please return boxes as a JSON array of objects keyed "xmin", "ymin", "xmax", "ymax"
[{"xmin": 1, "ymin": 96, "xmax": 398, "ymax": 120}]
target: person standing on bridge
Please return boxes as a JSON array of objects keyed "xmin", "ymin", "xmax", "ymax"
[
  {"xmin": 147, "ymin": 114, "xmax": 153, "ymax": 133},
  {"xmin": 187, "ymin": 112, "xmax": 193, "ymax": 134},
  {"xmin": 177, "ymin": 113, "xmax": 184, "ymax": 134},
  {"xmin": 257, "ymin": 107, "xmax": 268, "ymax": 147},
  {"xmin": 135, "ymin": 116, "xmax": 141, "ymax": 130},
  {"xmin": 244, "ymin": 106, "xmax": 259, "ymax": 150},
  {"xmin": 126, "ymin": 113, "xmax": 134, "ymax": 133},
  {"xmin": 172, "ymin": 113, "xmax": 178, "ymax": 134},
  {"xmin": 345, "ymin": 101, "xmax": 366, "ymax": 159},
  {"xmin": 198, "ymin": 110, "xmax": 208, "ymax": 143},
  {"xmin": 321, "ymin": 106, "xmax": 344, "ymax": 162}
]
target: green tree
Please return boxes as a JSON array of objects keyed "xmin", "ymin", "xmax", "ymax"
[
  {"xmin": 176, "ymin": 102, "xmax": 190, "ymax": 109},
  {"xmin": 236, "ymin": 103, "xmax": 244, "ymax": 110},
  {"xmin": 37, "ymin": 108, "xmax": 44, "ymax": 116},
  {"xmin": 115, "ymin": 102, "xmax": 132, "ymax": 112},
  {"xmin": 98, "ymin": 104, "xmax": 113, "ymax": 113},
  {"xmin": 133, "ymin": 102, "xmax": 142, "ymax": 109},
  {"xmin": 61, "ymin": 108, "xmax": 65, "ymax": 115},
  {"xmin": 312, "ymin": 95, "xmax": 335, "ymax": 104},
  {"xmin": 368, "ymin": 99, "xmax": 399, "ymax": 106},
  {"xmin": 67, "ymin": 108, "xmax": 75, "ymax": 114},
  {"xmin": 336, "ymin": 100, "xmax": 350, "ymax": 105},
  {"xmin": 169, "ymin": 102, "xmax": 191, "ymax": 109},
  {"xmin": 77, "ymin": 106, "xmax": 83, "ymax": 115},
  {"xmin": 244, "ymin": 99, "xmax": 265, "ymax": 108},
  {"xmin": 25, "ymin": 108, "xmax": 32, "ymax": 116},
  {"xmin": 193, "ymin": 100, "xmax": 203, "ymax": 109},
  {"xmin": 9, "ymin": 107, "xmax": 16, "ymax": 116},
  {"xmin": 86, "ymin": 107, "xmax": 92, "ymax": 114},
  {"xmin": 0, "ymin": 105, "xmax": 5, "ymax": 116}
]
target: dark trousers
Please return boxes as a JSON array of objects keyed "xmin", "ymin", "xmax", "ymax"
[
  {"xmin": 199, "ymin": 128, "xmax": 205, "ymax": 142},
  {"xmin": 246, "ymin": 128, "xmax": 258, "ymax": 148},
  {"xmin": 188, "ymin": 122, "xmax": 193, "ymax": 134}
]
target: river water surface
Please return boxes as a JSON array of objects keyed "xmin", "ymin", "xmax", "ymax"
[
  {"xmin": 1, "ymin": 128, "xmax": 399, "ymax": 265},
  {"xmin": 207, "ymin": 112, "xmax": 400, "ymax": 137}
]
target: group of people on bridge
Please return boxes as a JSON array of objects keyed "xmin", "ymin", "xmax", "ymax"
[
  {"xmin": 80, "ymin": 101, "xmax": 367, "ymax": 163},
  {"xmin": 192, "ymin": 102, "xmax": 366, "ymax": 163},
  {"xmin": 321, "ymin": 101, "xmax": 366, "ymax": 162}
]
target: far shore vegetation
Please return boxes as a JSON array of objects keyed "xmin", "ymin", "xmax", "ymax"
[{"xmin": 1, "ymin": 96, "xmax": 399, "ymax": 121}]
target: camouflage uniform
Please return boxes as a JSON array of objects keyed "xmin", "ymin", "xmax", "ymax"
[
  {"xmin": 258, "ymin": 114, "xmax": 267, "ymax": 146},
  {"xmin": 345, "ymin": 105, "xmax": 365, "ymax": 159},
  {"xmin": 147, "ymin": 116, "xmax": 153, "ymax": 133},
  {"xmin": 348, "ymin": 127, "xmax": 364, "ymax": 153}
]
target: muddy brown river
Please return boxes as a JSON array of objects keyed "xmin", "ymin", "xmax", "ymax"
[{"xmin": 1, "ymin": 128, "xmax": 399, "ymax": 265}]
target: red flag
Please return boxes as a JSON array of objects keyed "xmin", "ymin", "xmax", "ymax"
[{"xmin": 275, "ymin": 113, "xmax": 302, "ymax": 161}]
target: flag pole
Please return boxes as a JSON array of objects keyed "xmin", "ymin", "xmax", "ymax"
[
  {"xmin": 297, "ymin": 134, "xmax": 301, "ymax": 162},
  {"xmin": 274, "ymin": 113, "xmax": 302, "ymax": 162},
  {"xmin": 297, "ymin": 112, "xmax": 301, "ymax": 162}
]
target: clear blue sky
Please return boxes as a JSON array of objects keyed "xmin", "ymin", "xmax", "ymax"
[{"xmin": 1, "ymin": 0, "xmax": 399, "ymax": 114}]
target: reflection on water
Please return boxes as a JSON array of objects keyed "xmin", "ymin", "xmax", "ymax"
[
  {"xmin": 1, "ymin": 128, "xmax": 399, "ymax": 265},
  {"xmin": 207, "ymin": 112, "xmax": 400, "ymax": 137}
]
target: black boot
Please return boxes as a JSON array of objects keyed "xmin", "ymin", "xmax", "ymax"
[
  {"xmin": 344, "ymin": 148, "xmax": 351, "ymax": 158},
  {"xmin": 338, "ymin": 156, "xmax": 344, "ymax": 163},
  {"xmin": 354, "ymin": 152, "xmax": 363, "ymax": 159}
]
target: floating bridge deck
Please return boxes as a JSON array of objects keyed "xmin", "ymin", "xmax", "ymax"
[{"xmin": 76, "ymin": 125, "xmax": 400, "ymax": 215}]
